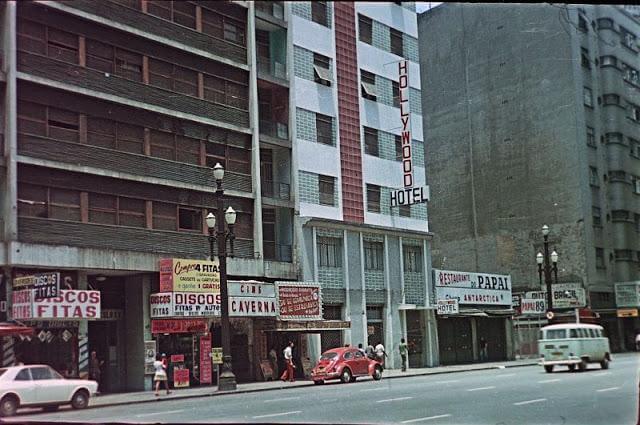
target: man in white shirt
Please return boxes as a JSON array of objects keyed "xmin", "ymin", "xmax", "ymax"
[
  {"xmin": 635, "ymin": 331, "xmax": 640, "ymax": 351},
  {"xmin": 281, "ymin": 341, "xmax": 295, "ymax": 382},
  {"xmin": 374, "ymin": 342, "xmax": 386, "ymax": 369}
]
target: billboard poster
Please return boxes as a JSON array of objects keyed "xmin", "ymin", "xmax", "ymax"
[
  {"xmin": 276, "ymin": 282, "xmax": 322, "ymax": 321},
  {"xmin": 199, "ymin": 335, "xmax": 212, "ymax": 384},
  {"xmin": 615, "ymin": 282, "xmax": 640, "ymax": 308},
  {"xmin": 433, "ymin": 269, "xmax": 512, "ymax": 306},
  {"xmin": 159, "ymin": 258, "xmax": 220, "ymax": 293}
]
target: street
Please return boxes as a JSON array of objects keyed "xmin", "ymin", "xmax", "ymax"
[{"xmin": 7, "ymin": 353, "xmax": 639, "ymax": 424}]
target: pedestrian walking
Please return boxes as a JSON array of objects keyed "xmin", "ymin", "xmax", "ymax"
[
  {"xmin": 89, "ymin": 350, "xmax": 104, "ymax": 393},
  {"xmin": 280, "ymin": 341, "xmax": 295, "ymax": 382},
  {"xmin": 153, "ymin": 354, "xmax": 171, "ymax": 396},
  {"xmin": 365, "ymin": 343, "xmax": 375, "ymax": 360},
  {"xmin": 399, "ymin": 338, "xmax": 408, "ymax": 372},
  {"xmin": 358, "ymin": 343, "xmax": 366, "ymax": 356},
  {"xmin": 479, "ymin": 337, "xmax": 488, "ymax": 362},
  {"xmin": 268, "ymin": 347, "xmax": 279, "ymax": 379},
  {"xmin": 374, "ymin": 342, "xmax": 387, "ymax": 369}
]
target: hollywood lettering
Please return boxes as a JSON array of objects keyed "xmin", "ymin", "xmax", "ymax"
[{"xmin": 399, "ymin": 60, "xmax": 412, "ymax": 188}]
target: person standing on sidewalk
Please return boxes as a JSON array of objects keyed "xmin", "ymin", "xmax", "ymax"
[
  {"xmin": 268, "ymin": 347, "xmax": 279, "ymax": 379},
  {"xmin": 89, "ymin": 351, "xmax": 104, "ymax": 393},
  {"xmin": 399, "ymin": 338, "xmax": 408, "ymax": 372},
  {"xmin": 280, "ymin": 341, "xmax": 295, "ymax": 382},
  {"xmin": 479, "ymin": 337, "xmax": 488, "ymax": 362},
  {"xmin": 375, "ymin": 342, "xmax": 387, "ymax": 370},
  {"xmin": 153, "ymin": 354, "xmax": 171, "ymax": 396}
]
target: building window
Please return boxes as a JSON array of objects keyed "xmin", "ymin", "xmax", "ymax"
[
  {"xmin": 361, "ymin": 70, "xmax": 377, "ymax": 101},
  {"xmin": 602, "ymin": 94, "xmax": 620, "ymax": 106},
  {"xmin": 578, "ymin": 15, "xmax": 588, "ymax": 32},
  {"xmin": 581, "ymin": 48, "xmax": 591, "ymax": 69},
  {"xmin": 622, "ymin": 63, "xmax": 640, "ymax": 86},
  {"xmin": 597, "ymin": 18, "xmax": 614, "ymax": 30},
  {"xmin": 49, "ymin": 187, "xmax": 81, "ymax": 221},
  {"xmin": 118, "ymin": 197, "xmax": 146, "ymax": 228},
  {"xmin": 395, "ymin": 135, "xmax": 403, "ymax": 161},
  {"xmin": 595, "ymin": 248, "xmax": 605, "ymax": 269},
  {"xmin": 47, "ymin": 28, "xmax": 79, "ymax": 64},
  {"xmin": 390, "ymin": 28, "xmax": 403, "ymax": 56},
  {"xmin": 366, "ymin": 184, "xmax": 381, "ymax": 213},
  {"xmin": 629, "ymin": 103, "xmax": 640, "ymax": 122},
  {"xmin": 223, "ymin": 20, "xmax": 246, "ymax": 45},
  {"xmin": 313, "ymin": 53, "xmax": 332, "ymax": 86},
  {"xmin": 153, "ymin": 202, "xmax": 178, "ymax": 231},
  {"xmin": 311, "ymin": 1, "xmax": 328, "ymax": 27},
  {"xmin": 630, "ymin": 138, "xmax": 640, "ymax": 158},
  {"xmin": 583, "ymin": 87, "xmax": 593, "ymax": 107},
  {"xmin": 47, "ymin": 107, "xmax": 79, "ymax": 143},
  {"xmin": 316, "ymin": 113, "xmax": 333, "ymax": 145},
  {"xmin": 620, "ymin": 27, "xmax": 638, "ymax": 51},
  {"xmin": 201, "ymin": 8, "xmax": 247, "ymax": 47},
  {"xmin": 392, "ymin": 81, "xmax": 400, "ymax": 107},
  {"xmin": 203, "ymin": 74, "xmax": 248, "ymax": 111},
  {"xmin": 147, "ymin": 1, "xmax": 197, "ymax": 30},
  {"xmin": 89, "ymin": 193, "xmax": 117, "ymax": 225},
  {"xmin": 604, "ymin": 132, "xmax": 623, "ymax": 145},
  {"xmin": 589, "ymin": 166, "xmax": 599, "ymax": 186},
  {"xmin": 17, "ymin": 183, "xmax": 48, "ymax": 218},
  {"xmin": 364, "ymin": 127, "xmax": 379, "ymax": 156},
  {"xmin": 586, "ymin": 126, "xmax": 596, "ymax": 147},
  {"xmin": 359, "ymin": 14, "xmax": 372, "ymax": 44},
  {"xmin": 318, "ymin": 236, "xmax": 342, "ymax": 267},
  {"xmin": 87, "ymin": 40, "xmax": 143, "ymax": 82},
  {"xmin": 148, "ymin": 58, "xmax": 198, "ymax": 97},
  {"xmin": 633, "ymin": 175, "xmax": 640, "ymax": 194},
  {"xmin": 635, "ymin": 214, "xmax": 640, "ymax": 233},
  {"xmin": 364, "ymin": 241, "xmax": 384, "ymax": 271},
  {"xmin": 178, "ymin": 207, "xmax": 202, "ymax": 231},
  {"xmin": 403, "ymin": 245, "xmax": 422, "ymax": 273},
  {"xmin": 592, "ymin": 206, "xmax": 602, "ymax": 226},
  {"xmin": 318, "ymin": 175, "xmax": 335, "ymax": 206},
  {"xmin": 399, "ymin": 205, "xmax": 411, "ymax": 217}
]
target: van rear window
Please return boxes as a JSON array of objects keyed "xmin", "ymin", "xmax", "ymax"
[{"xmin": 545, "ymin": 329, "xmax": 566, "ymax": 339}]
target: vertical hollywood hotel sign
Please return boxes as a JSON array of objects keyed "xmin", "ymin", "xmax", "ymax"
[{"xmin": 390, "ymin": 60, "xmax": 429, "ymax": 209}]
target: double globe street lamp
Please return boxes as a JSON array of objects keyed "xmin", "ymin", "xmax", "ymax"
[
  {"xmin": 206, "ymin": 163, "xmax": 237, "ymax": 391},
  {"xmin": 536, "ymin": 225, "xmax": 559, "ymax": 314}
]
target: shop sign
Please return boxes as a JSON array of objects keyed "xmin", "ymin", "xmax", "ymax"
[
  {"xmin": 276, "ymin": 282, "xmax": 322, "ymax": 321},
  {"xmin": 159, "ymin": 258, "xmax": 220, "ymax": 293},
  {"xmin": 617, "ymin": 308, "xmax": 638, "ymax": 318},
  {"xmin": 23, "ymin": 320, "xmax": 79, "ymax": 329},
  {"xmin": 433, "ymin": 269, "xmax": 512, "ymax": 306},
  {"xmin": 512, "ymin": 294, "xmax": 522, "ymax": 315},
  {"xmin": 228, "ymin": 280, "xmax": 276, "ymax": 298},
  {"xmin": 171, "ymin": 354, "xmax": 185, "ymax": 363},
  {"xmin": 436, "ymin": 299, "xmax": 459, "ymax": 315},
  {"xmin": 144, "ymin": 341, "xmax": 156, "ymax": 375},
  {"xmin": 173, "ymin": 368, "xmax": 190, "ymax": 388},
  {"xmin": 211, "ymin": 347, "xmax": 223, "ymax": 364},
  {"xmin": 615, "ymin": 282, "xmax": 640, "ymax": 308},
  {"xmin": 150, "ymin": 318, "xmax": 208, "ymax": 334},
  {"xmin": 275, "ymin": 320, "xmax": 350, "ymax": 331},
  {"xmin": 200, "ymin": 336, "xmax": 212, "ymax": 384},
  {"xmin": 520, "ymin": 298, "xmax": 546, "ymax": 315},
  {"xmin": 12, "ymin": 289, "xmax": 101, "ymax": 320},
  {"xmin": 526, "ymin": 283, "xmax": 587, "ymax": 309},
  {"xmin": 230, "ymin": 296, "xmax": 277, "ymax": 317},
  {"xmin": 150, "ymin": 292, "xmax": 221, "ymax": 318},
  {"xmin": 13, "ymin": 272, "xmax": 60, "ymax": 299}
]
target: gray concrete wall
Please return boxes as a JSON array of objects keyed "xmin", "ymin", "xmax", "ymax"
[
  {"xmin": 346, "ymin": 231, "xmax": 366, "ymax": 347},
  {"xmin": 125, "ymin": 275, "xmax": 152, "ymax": 391}
]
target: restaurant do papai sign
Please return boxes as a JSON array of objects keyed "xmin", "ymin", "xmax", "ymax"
[
  {"xmin": 159, "ymin": 258, "xmax": 220, "ymax": 293},
  {"xmin": 276, "ymin": 282, "xmax": 322, "ymax": 321},
  {"xmin": 12, "ymin": 289, "xmax": 101, "ymax": 320},
  {"xmin": 433, "ymin": 269, "xmax": 512, "ymax": 306}
]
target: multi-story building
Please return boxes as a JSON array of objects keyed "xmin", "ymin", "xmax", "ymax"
[
  {"xmin": 419, "ymin": 4, "xmax": 640, "ymax": 354},
  {"xmin": 289, "ymin": 1, "xmax": 436, "ymax": 369},
  {"xmin": 0, "ymin": 0, "xmax": 435, "ymax": 392}
]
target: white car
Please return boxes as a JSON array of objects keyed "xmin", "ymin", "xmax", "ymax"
[{"xmin": 0, "ymin": 365, "xmax": 98, "ymax": 417}]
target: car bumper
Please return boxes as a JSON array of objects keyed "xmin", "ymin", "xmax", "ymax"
[
  {"xmin": 538, "ymin": 357, "xmax": 581, "ymax": 366},
  {"xmin": 311, "ymin": 370, "xmax": 340, "ymax": 380}
]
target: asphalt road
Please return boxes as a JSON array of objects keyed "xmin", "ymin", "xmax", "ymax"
[{"xmin": 8, "ymin": 353, "xmax": 639, "ymax": 424}]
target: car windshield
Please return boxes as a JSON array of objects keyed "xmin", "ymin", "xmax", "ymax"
[{"xmin": 320, "ymin": 352, "xmax": 338, "ymax": 361}]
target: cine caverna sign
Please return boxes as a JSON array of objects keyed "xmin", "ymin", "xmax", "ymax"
[{"xmin": 390, "ymin": 59, "xmax": 429, "ymax": 209}]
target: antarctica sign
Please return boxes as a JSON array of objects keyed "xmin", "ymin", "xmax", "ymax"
[
  {"xmin": 390, "ymin": 59, "xmax": 429, "ymax": 208},
  {"xmin": 434, "ymin": 269, "xmax": 512, "ymax": 306}
]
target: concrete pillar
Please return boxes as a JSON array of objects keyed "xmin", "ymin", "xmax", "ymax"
[
  {"xmin": 125, "ymin": 274, "xmax": 152, "ymax": 391},
  {"xmin": 471, "ymin": 318, "xmax": 478, "ymax": 361},
  {"xmin": 346, "ymin": 231, "xmax": 365, "ymax": 348},
  {"xmin": 2, "ymin": 1, "xmax": 17, "ymax": 245},
  {"xmin": 505, "ymin": 318, "xmax": 515, "ymax": 360},
  {"xmin": 2, "ymin": 267, "xmax": 14, "ymax": 367},
  {"xmin": 77, "ymin": 272, "xmax": 89, "ymax": 379},
  {"xmin": 425, "ymin": 309, "xmax": 439, "ymax": 367},
  {"xmin": 307, "ymin": 333, "xmax": 321, "ymax": 367},
  {"xmin": 387, "ymin": 236, "xmax": 403, "ymax": 369}
]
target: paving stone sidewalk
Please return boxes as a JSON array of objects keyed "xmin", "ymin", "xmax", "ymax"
[{"xmin": 88, "ymin": 358, "xmax": 538, "ymax": 409}]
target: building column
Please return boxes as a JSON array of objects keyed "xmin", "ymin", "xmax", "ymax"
[
  {"xmin": 77, "ymin": 271, "xmax": 89, "ymax": 379},
  {"xmin": 505, "ymin": 318, "xmax": 515, "ymax": 360},
  {"xmin": 471, "ymin": 318, "xmax": 478, "ymax": 362},
  {"xmin": 2, "ymin": 267, "xmax": 14, "ymax": 367},
  {"xmin": 425, "ymin": 309, "xmax": 439, "ymax": 367},
  {"xmin": 346, "ymin": 231, "xmax": 364, "ymax": 348},
  {"xmin": 125, "ymin": 274, "xmax": 152, "ymax": 391}
]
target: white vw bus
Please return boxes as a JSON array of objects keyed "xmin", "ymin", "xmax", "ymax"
[{"xmin": 538, "ymin": 323, "xmax": 611, "ymax": 373}]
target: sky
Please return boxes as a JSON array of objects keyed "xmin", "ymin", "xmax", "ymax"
[{"xmin": 415, "ymin": 2, "xmax": 443, "ymax": 14}]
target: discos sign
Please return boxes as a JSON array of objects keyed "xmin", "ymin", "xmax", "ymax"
[
  {"xmin": 12, "ymin": 289, "xmax": 101, "ymax": 319},
  {"xmin": 150, "ymin": 292, "xmax": 221, "ymax": 318}
]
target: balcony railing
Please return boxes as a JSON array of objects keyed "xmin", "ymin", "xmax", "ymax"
[
  {"xmin": 259, "ymin": 119, "xmax": 289, "ymax": 141},
  {"xmin": 264, "ymin": 242, "xmax": 293, "ymax": 262},
  {"xmin": 261, "ymin": 179, "xmax": 291, "ymax": 200},
  {"xmin": 257, "ymin": 56, "xmax": 287, "ymax": 81}
]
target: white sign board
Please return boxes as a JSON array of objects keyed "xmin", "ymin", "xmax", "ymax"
[
  {"xmin": 434, "ymin": 269, "xmax": 512, "ymax": 306},
  {"xmin": 12, "ymin": 289, "xmax": 101, "ymax": 320},
  {"xmin": 228, "ymin": 281, "xmax": 276, "ymax": 298},
  {"xmin": 520, "ymin": 298, "xmax": 546, "ymax": 315},
  {"xmin": 525, "ymin": 284, "xmax": 586, "ymax": 309},
  {"xmin": 436, "ymin": 299, "xmax": 459, "ymax": 315},
  {"xmin": 150, "ymin": 291, "xmax": 278, "ymax": 318},
  {"xmin": 230, "ymin": 296, "xmax": 277, "ymax": 317},
  {"xmin": 615, "ymin": 282, "xmax": 640, "ymax": 308}
]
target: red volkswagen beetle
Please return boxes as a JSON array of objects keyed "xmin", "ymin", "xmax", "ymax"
[{"xmin": 311, "ymin": 347, "xmax": 383, "ymax": 385}]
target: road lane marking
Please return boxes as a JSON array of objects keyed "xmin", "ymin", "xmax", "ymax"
[
  {"xmin": 401, "ymin": 414, "xmax": 452, "ymax": 423},
  {"xmin": 252, "ymin": 411, "xmax": 302, "ymax": 419},
  {"xmin": 495, "ymin": 373, "xmax": 516, "ymax": 378},
  {"xmin": 377, "ymin": 396, "xmax": 413, "ymax": 403},
  {"xmin": 434, "ymin": 380, "xmax": 460, "ymax": 384},
  {"xmin": 592, "ymin": 372, "xmax": 611, "ymax": 377},
  {"xmin": 136, "ymin": 410, "xmax": 184, "ymax": 417},
  {"xmin": 264, "ymin": 396, "xmax": 301, "ymax": 403},
  {"xmin": 467, "ymin": 386, "xmax": 495, "ymax": 392},
  {"xmin": 514, "ymin": 398, "xmax": 547, "ymax": 406},
  {"xmin": 596, "ymin": 387, "xmax": 620, "ymax": 392},
  {"xmin": 361, "ymin": 387, "xmax": 388, "ymax": 392},
  {"xmin": 538, "ymin": 378, "xmax": 561, "ymax": 384}
]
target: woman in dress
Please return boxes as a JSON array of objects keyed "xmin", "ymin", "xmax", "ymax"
[{"xmin": 153, "ymin": 354, "xmax": 171, "ymax": 396}]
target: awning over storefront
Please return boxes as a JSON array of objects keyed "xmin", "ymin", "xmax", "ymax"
[
  {"xmin": 0, "ymin": 321, "xmax": 34, "ymax": 337},
  {"xmin": 444, "ymin": 308, "xmax": 515, "ymax": 318},
  {"xmin": 273, "ymin": 320, "xmax": 350, "ymax": 332}
]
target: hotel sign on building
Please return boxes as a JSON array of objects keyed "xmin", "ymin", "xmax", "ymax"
[
  {"xmin": 390, "ymin": 59, "xmax": 429, "ymax": 208},
  {"xmin": 434, "ymin": 269, "xmax": 512, "ymax": 306}
]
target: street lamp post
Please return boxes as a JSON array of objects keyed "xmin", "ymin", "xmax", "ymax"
[
  {"xmin": 536, "ymin": 225, "xmax": 559, "ymax": 315},
  {"xmin": 206, "ymin": 163, "xmax": 237, "ymax": 392}
]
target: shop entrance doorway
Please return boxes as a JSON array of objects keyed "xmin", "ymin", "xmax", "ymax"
[
  {"xmin": 437, "ymin": 317, "xmax": 473, "ymax": 364},
  {"xmin": 88, "ymin": 320, "xmax": 122, "ymax": 392}
]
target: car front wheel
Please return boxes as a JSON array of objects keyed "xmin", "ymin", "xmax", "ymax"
[
  {"xmin": 71, "ymin": 390, "xmax": 90, "ymax": 410},
  {"xmin": 341, "ymin": 368, "xmax": 352, "ymax": 384},
  {"xmin": 373, "ymin": 366, "xmax": 382, "ymax": 381},
  {"xmin": 0, "ymin": 395, "xmax": 18, "ymax": 417}
]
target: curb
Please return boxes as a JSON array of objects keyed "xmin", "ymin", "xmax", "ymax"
[{"xmin": 83, "ymin": 362, "xmax": 539, "ymax": 411}]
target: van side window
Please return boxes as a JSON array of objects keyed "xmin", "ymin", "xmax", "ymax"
[
  {"xmin": 570, "ymin": 329, "xmax": 578, "ymax": 338},
  {"xmin": 597, "ymin": 329, "xmax": 603, "ymax": 337},
  {"xmin": 588, "ymin": 329, "xmax": 596, "ymax": 338},
  {"xmin": 547, "ymin": 329, "xmax": 566, "ymax": 339}
]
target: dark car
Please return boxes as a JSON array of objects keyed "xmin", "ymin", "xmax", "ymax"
[{"xmin": 311, "ymin": 347, "xmax": 383, "ymax": 385}]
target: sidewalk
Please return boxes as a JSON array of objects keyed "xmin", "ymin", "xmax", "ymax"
[{"xmin": 89, "ymin": 358, "xmax": 538, "ymax": 409}]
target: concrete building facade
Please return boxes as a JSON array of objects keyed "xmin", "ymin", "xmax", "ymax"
[{"xmin": 418, "ymin": 4, "xmax": 640, "ymax": 354}]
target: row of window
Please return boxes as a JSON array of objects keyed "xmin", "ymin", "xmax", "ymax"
[
  {"xmin": 366, "ymin": 184, "xmax": 411, "ymax": 217},
  {"xmin": 596, "ymin": 18, "xmax": 638, "ymax": 52},
  {"xmin": 317, "ymin": 235, "xmax": 422, "ymax": 272},
  {"xmin": 582, "ymin": 88, "xmax": 640, "ymax": 123},
  {"xmin": 358, "ymin": 14, "xmax": 413, "ymax": 58},
  {"xmin": 17, "ymin": 19, "xmax": 249, "ymax": 110},
  {"xmin": 585, "ymin": 127, "xmax": 640, "ymax": 158},
  {"xmin": 590, "ymin": 166, "xmax": 640, "ymax": 192},
  {"xmin": 17, "ymin": 183, "xmax": 252, "ymax": 237},
  {"xmin": 17, "ymin": 100, "xmax": 252, "ymax": 175},
  {"xmin": 595, "ymin": 247, "xmax": 640, "ymax": 269},
  {"xmin": 585, "ymin": 51, "xmax": 640, "ymax": 88}
]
